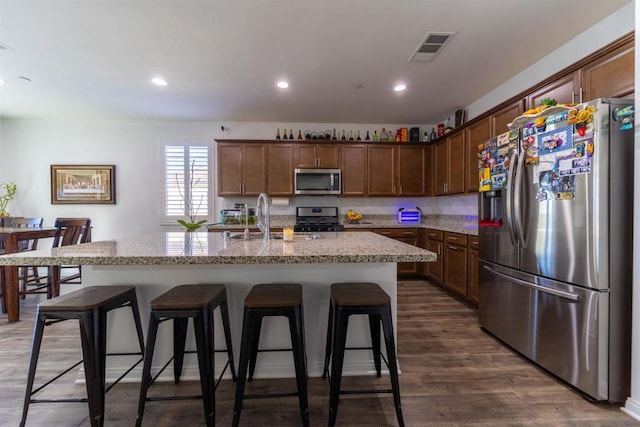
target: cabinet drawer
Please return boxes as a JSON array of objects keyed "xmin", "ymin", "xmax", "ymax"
[
  {"xmin": 374, "ymin": 228, "xmax": 418, "ymax": 238},
  {"xmin": 444, "ymin": 232, "xmax": 467, "ymax": 246},
  {"xmin": 425, "ymin": 229, "xmax": 443, "ymax": 241},
  {"xmin": 469, "ymin": 236, "xmax": 479, "ymax": 250}
]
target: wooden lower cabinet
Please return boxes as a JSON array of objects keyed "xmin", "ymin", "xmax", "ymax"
[
  {"xmin": 443, "ymin": 232, "xmax": 468, "ymax": 299},
  {"xmin": 373, "ymin": 228, "xmax": 420, "ymax": 276},
  {"xmin": 467, "ymin": 236, "xmax": 479, "ymax": 306},
  {"xmin": 423, "ymin": 229, "xmax": 443, "ymax": 284}
]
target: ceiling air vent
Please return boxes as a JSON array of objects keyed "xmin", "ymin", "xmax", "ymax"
[{"xmin": 409, "ymin": 32, "xmax": 455, "ymax": 62}]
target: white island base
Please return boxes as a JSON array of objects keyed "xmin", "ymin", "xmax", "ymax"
[{"xmin": 84, "ymin": 261, "xmax": 398, "ymax": 383}]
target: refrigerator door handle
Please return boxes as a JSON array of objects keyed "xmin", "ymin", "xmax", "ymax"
[
  {"xmin": 513, "ymin": 148, "xmax": 527, "ymax": 247},
  {"xmin": 482, "ymin": 265, "xmax": 580, "ymax": 302},
  {"xmin": 505, "ymin": 151, "xmax": 518, "ymax": 245}
]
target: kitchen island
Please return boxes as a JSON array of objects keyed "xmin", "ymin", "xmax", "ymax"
[{"xmin": 0, "ymin": 230, "xmax": 435, "ymax": 382}]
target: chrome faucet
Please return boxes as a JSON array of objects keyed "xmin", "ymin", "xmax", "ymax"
[{"xmin": 256, "ymin": 193, "xmax": 270, "ymax": 240}]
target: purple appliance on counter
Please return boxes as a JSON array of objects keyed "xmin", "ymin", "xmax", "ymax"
[{"xmin": 478, "ymin": 98, "xmax": 634, "ymax": 402}]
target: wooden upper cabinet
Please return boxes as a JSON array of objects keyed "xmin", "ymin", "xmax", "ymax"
[
  {"xmin": 434, "ymin": 133, "xmax": 464, "ymax": 196},
  {"xmin": 491, "ymin": 98, "xmax": 525, "ymax": 137},
  {"xmin": 397, "ymin": 145, "xmax": 426, "ymax": 196},
  {"xmin": 581, "ymin": 39, "xmax": 634, "ymax": 100},
  {"xmin": 367, "ymin": 145, "xmax": 396, "ymax": 196},
  {"xmin": 425, "ymin": 145, "xmax": 436, "ymax": 197},
  {"xmin": 294, "ymin": 144, "xmax": 340, "ymax": 168},
  {"xmin": 527, "ymin": 72, "xmax": 579, "ymax": 110},
  {"xmin": 464, "ymin": 118, "xmax": 490, "ymax": 193},
  {"xmin": 341, "ymin": 144, "xmax": 367, "ymax": 196},
  {"xmin": 268, "ymin": 143, "xmax": 294, "ymax": 196},
  {"xmin": 434, "ymin": 140, "xmax": 448, "ymax": 196},
  {"xmin": 217, "ymin": 142, "xmax": 267, "ymax": 196},
  {"xmin": 447, "ymin": 132, "xmax": 465, "ymax": 194}
]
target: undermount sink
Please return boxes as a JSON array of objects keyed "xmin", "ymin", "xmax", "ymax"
[{"xmin": 228, "ymin": 232, "xmax": 283, "ymax": 240}]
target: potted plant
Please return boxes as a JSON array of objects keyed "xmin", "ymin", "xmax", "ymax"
[
  {"xmin": 176, "ymin": 161, "xmax": 207, "ymax": 232},
  {"xmin": 0, "ymin": 182, "xmax": 17, "ymax": 217}
]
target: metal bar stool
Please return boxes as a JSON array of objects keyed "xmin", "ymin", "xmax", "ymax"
[
  {"xmin": 322, "ymin": 282, "xmax": 404, "ymax": 427},
  {"xmin": 232, "ymin": 283, "xmax": 309, "ymax": 427},
  {"xmin": 135, "ymin": 284, "xmax": 236, "ymax": 427},
  {"xmin": 20, "ymin": 285, "xmax": 145, "ymax": 427}
]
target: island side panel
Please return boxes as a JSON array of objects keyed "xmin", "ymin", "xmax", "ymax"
[{"xmin": 83, "ymin": 262, "xmax": 398, "ymax": 382}]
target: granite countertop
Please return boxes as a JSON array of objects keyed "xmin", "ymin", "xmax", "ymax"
[
  {"xmin": 208, "ymin": 214, "xmax": 478, "ymax": 236},
  {"xmin": 0, "ymin": 231, "xmax": 436, "ymax": 266}
]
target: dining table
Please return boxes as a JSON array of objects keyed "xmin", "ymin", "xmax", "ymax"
[{"xmin": 0, "ymin": 227, "xmax": 58, "ymax": 322}]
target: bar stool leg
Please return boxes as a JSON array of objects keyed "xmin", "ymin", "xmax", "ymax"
[
  {"xmin": 381, "ymin": 305, "xmax": 404, "ymax": 427},
  {"xmin": 20, "ymin": 311, "xmax": 46, "ymax": 427},
  {"xmin": 129, "ymin": 295, "xmax": 146, "ymax": 359},
  {"xmin": 247, "ymin": 316, "xmax": 263, "ymax": 381},
  {"xmin": 193, "ymin": 307, "xmax": 215, "ymax": 427},
  {"xmin": 173, "ymin": 317, "xmax": 189, "ymax": 383},
  {"xmin": 368, "ymin": 313, "xmax": 382, "ymax": 377},
  {"xmin": 136, "ymin": 313, "xmax": 160, "ymax": 427},
  {"xmin": 233, "ymin": 309, "xmax": 258, "ymax": 427},
  {"xmin": 78, "ymin": 311, "xmax": 104, "ymax": 427},
  {"xmin": 289, "ymin": 306, "xmax": 310, "ymax": 427},
  {"xmin": 219, "ymin": 297, "xmax": 237, "ymax": 381},
  {"xmin": 322, "ymin": 302, "xmax": 334, "ymax": 379},
  {"xmin": 328, "ymin": 308, "xmax": 349, "ymax": 427}
]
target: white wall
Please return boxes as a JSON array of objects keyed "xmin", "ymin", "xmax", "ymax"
[
  {"xmin": 465, "ymin": 2, "xmax": 634, "ymax": 120},
  {"xmin": 1, "ymin": 119, "xmax": 458, "ymax": 239}
]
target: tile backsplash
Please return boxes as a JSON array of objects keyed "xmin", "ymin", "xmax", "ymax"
[{"xmin": 217, "ymin": 194, "xmax": 478, "ymax": 219}]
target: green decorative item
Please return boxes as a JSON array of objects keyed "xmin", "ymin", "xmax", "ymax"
[
  {"xmin": 0, "ymin": 182, "xmax": 17, "ymax": 217},
  {"xmin": 176, "ymin": 160, "xmax": 206, "ymax": 232}
]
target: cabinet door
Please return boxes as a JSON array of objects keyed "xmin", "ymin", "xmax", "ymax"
[
  {"xmin": 367, "ymin": 145, "xmax": 396, "ymax": 196},
  {"xmin": 217, "ymin": 143, "xmax": 243, "ymax": 196},
  {"xmin": 425, "ymin": 239, "xmax": 443, "ymax": 285},
  {"xmin": 397, "ymin": 237, "xmax": 419, "ymax": 275},
  {"xmin": 317, "ymin": 144, "xmax": 341, "ymax": 168},
  {"xmin": 425, "ymin": 145, "xmax": 436, "ymax": 197},
  {"xmin": 467, "ymin": 236, "xmax": 479, "ymax": 306},
  {"xmin": 397, "ymin": 146, "xmax": 426, "ymax": 196},
  {"xmin": 294, "ymin": 145, "xmax": 318, "ymax": 168},
  {"xmin": 434, "ymin": 141, "xmax": 448, "ymax": 196},
  {"xmin": 447, "ymin": 132, "xmax": 465, "ymax": 194},
  {"xmin": 527, "ymin": 72, "xmax": 579, "ymax": 109},
  {"xmin": 444, "ymin": 243, "xmax": 467, "ymax": 299},
  {"xmin": 242, "ymin": 144, "xmax": 268, "ymax": 196},
  {"xmin": 268, "ymin": 144, "xmax": 294, "ymax": 196},
  {"xmin": 581, "ymin": 40, "xmax": 634, "ymax": 100},
  {"xmin": 491, "ymin": 98, "xmax": 525, "ymax": 137},
  {"xmin": 464, "ymin": 118, "xmax": 490, "ymax": 193},
  {"xmin": 341, "ymin": 144, "xmax": 367, "ymax": 196}
]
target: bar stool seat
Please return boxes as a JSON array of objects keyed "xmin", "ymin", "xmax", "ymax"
[
  {"xmin": 233, "ymin": 283, "xmax": 309, "ymax": 427},
  {"xmin": 323, "ymin": 282, "xmax": 404, "ymax": 427},
  {"xmin": 135, "ymin": 284, "xmax": 236, "ymax": 427},
  {"xmin": 20, "ymin": 285, "xmax": 145, "ymax": 427}
]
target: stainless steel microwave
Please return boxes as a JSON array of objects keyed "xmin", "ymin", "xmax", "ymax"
[{"xmin": 294, "ymin": 168, "xmax": 341, "ymax": 195}]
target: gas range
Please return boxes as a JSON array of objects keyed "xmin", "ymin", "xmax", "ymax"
[{"xmin": 294, "ymin": 207, "xmax": 345, "ymax": 232}]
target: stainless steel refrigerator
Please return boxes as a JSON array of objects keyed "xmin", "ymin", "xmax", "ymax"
[{"xmin": 478, "ymin": 98, "xmax": 634, "ymax": 402}]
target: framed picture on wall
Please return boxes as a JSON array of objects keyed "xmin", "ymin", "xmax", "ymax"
[{"xmin": 51, "ymin": 164, "xmax": 116, "ymax": 204}]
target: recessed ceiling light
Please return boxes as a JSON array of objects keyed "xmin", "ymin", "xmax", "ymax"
[
  {"xmin": 0, "ymin": 79, "xmax": 5, "ymax": 85},
  {"xmin": 394, "ymin": 84, "xmax": 407, "ymax": 92},
  {"xmin": 151, "ymin": 77, "xmax": 168, "ymax": 87},
  {"xmin": 276, "ymin": 80, "xmax": 289, "ymax": 89}
]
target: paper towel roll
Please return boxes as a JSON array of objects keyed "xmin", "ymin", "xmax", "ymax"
[{"xmin": 271, "ymin": 197, "xmax": 290, "ymax": 207}]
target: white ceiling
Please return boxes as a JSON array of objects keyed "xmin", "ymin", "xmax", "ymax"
[{"xmin": 0, "ymin": 0, "xmax": 630, "ymax": 124}]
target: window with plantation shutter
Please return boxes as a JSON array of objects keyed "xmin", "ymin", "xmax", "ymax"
[{"xmin": 164, "ymin": 143, "xmax": 210, "ymax": 222}]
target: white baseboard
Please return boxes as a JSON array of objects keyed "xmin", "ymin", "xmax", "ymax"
[{"xmin": 622, "ymin": 397, "xmax": 640, "ymax": 422}]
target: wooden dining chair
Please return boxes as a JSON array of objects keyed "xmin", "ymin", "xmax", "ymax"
[
  {"xmin": 19, "ymin": 218, "xmax": 92, "ymax": 299},
  {"xmin": 11, "ymin": 217, "xmax": 45, "ymax": 299},
  {"xmin": 48, "ymin": 218, "xmax": 92, "ymax": 297}
]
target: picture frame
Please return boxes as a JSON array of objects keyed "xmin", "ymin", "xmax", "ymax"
[{"xmin": 51, "ymin": 165, "xmax": 116, "ymax": 204}]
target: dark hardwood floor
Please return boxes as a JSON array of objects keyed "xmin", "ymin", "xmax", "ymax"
[{"xmin": 0, "ymin": 280, "xmax": 636, "ymax": 426}]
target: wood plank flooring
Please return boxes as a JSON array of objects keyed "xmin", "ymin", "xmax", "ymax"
[{"xmin": 0, "ymin": 280, "xmax": 636, "ymax": 426}]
